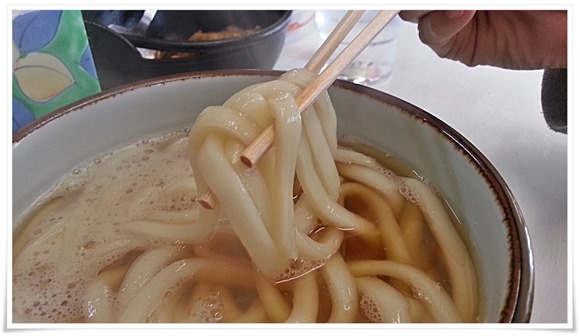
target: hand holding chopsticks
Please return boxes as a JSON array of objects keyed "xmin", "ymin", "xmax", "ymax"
[{"xmin": 197, "ymin": 10, "xmax": 401, "ymax": 209}]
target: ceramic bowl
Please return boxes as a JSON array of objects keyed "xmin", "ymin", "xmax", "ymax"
[
  {"xmin": 12, "ymin": 70, "xmax": 533, "ymax": 323},
  {"xmin": 82, "ymin": 10, "xmax": 292, "ymax": 90}
]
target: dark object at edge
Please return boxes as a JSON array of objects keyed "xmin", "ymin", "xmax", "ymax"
[
  {"xmin": 83, "ymin": 10, "xmax": 292, "ymax": 91},
  {"xmin": 541, "ymin": 68, "xmax": 567, "ymax": 134}
]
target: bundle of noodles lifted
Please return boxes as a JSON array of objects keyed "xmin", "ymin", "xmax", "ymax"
[
  {"xmin": 12, "ymin": 69, "xmax": 479, "ymax": 323},
  {"xmin": 188, "ymin": 69, "xmax": 479, "ymax": 323}
]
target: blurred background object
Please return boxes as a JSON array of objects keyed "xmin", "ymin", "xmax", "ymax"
[
  {"xmin": 274, "ymin": 10, "xmax": 402, "ymax": 86},
  {"xmin": 82, "ymin": 10, "xmax": 292, "ymax": 90},
  {"xmin": 315, "ymin": 10, "xmax": 402, "ymax": 85},
  {"xmin": 12, "ymin": 10, "xmax": 101, "ymax": 133},
  {"xmin": 285, "ymin": 10, "xmax": 316, "ymax": 43}
]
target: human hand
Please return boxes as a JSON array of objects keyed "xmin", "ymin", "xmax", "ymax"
[{"xmin": 399, "ymin": 10, "xmax": 567, "ymax": 70}]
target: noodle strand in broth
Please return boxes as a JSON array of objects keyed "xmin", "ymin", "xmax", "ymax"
[{"xmin": 12, "ymin": 69, "xmax": 479, "ymax": 323}]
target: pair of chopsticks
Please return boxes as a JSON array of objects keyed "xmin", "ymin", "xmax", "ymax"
[{"xmin": 198, "ymin": 10, "xmax": 400, "ymax": 210}]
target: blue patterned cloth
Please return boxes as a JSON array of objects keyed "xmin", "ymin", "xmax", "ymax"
[{"xmin": 12, "ymin": 10, "xmax": 101, "ymax": 133}]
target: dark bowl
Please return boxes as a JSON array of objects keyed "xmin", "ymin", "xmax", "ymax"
[{"xmin": 82, "ymin": 10, "xmax": 292, "ymax": 90}]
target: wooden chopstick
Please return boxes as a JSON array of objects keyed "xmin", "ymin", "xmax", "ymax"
[
  {"xmin": 239, "ymin": 10, "xmax": 400, "ymax": 168},
  {"xmin": 304, "ymin": 10, "xmax": 364, "ymax": 73},
  {"xmin": 233, "ymin": 10, "xmax": 363, "ymax": 169},
  {"xmin": 196, "ymin": 186, "xmax": 219, "ymax": 210},
  {"xmin": 197, "ymin": 10, "xmax": 400, "ymax": 209},
  {"xmin": 196, "ymin": 11, "xmax": 366, "ymax": 209}
]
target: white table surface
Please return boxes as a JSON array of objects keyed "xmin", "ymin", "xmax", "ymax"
[{"xmin": 274, "ymin": 14, "xmax": 569, "ymax": 324}]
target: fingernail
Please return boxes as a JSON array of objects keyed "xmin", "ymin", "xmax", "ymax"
[{"xmin": 444, "ymin": 10, "xmax": 465, "ymax": 19}]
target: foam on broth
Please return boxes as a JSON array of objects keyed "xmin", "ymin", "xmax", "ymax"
[{"xmin": 12, "ymin": 128, "xmax": 480, "ymax": 323}]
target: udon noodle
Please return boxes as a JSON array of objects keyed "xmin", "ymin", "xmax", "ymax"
[{"xmin": 12, "ymin": 69, "xmax": 479, "ymax": 323}]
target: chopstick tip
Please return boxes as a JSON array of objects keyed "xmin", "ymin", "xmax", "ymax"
[{"xmin": 196, "ymin": 190, "xmax": 219, "ymax": 210}]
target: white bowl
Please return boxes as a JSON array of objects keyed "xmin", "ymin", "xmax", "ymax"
[{"xmin": 12, "ymin": 70, "xmax": 533, "ymax": 323}]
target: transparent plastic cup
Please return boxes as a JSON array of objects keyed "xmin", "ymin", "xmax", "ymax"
[{"xmin": 315, "ymin": 10, "xmax": 402, "ymax": 85}]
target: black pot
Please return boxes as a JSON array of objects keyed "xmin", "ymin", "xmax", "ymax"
[{"xmin": 83, "ymin": 10, "xmax": 292, "ymax": 90}]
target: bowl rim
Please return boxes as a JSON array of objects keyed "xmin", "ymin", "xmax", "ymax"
[{"xmin": 12, "ymin": 69, "xmax": 534, "ymax": 323}]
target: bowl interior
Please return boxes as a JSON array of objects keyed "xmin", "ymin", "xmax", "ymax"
[{"xmin": 12, "ymin": 71, "xmax": 532, "ymax": 323}]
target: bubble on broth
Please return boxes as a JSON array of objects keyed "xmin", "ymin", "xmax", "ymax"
[
  {"xmin": 12, "ymin": 129, "xmax": 194, "ymax": 322},
  {"xmin": 189, "ymin": 291, "xmax": 225, "ymax": 323},
  {"xmin": 360, "ymin": 294, "xmax": 383, "ymax": 323}
]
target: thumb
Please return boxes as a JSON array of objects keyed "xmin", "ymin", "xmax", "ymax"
[{"xmin": 418, "ymin": 10, "xmax": 476, "ymax": 56}]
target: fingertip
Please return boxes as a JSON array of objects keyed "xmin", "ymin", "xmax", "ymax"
[
  {"xmin": 419, "ymin": 10, "xmax": 476, "ymax": 44},
  {"xmin": 444, "ymin": 10, "xmax": 465, "ymax": 19},
  {"xmin": 399, "ymin": 10, "xmax": 433, "ymax": 23},
  {"xmin": 444, "ymin": 10, "xmax": 477, "ymax": 21}
]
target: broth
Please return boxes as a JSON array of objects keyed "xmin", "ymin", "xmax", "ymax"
[{"xmin": 13, "ymin": 128, "xmax": 479, "ymax": 323}]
